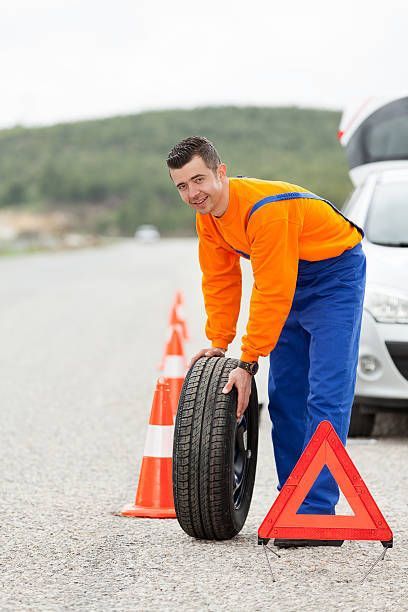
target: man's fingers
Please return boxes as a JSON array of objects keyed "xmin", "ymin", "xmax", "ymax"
[
  {"xmin": 189, "ymin": 347, "xmax": 227, "ymax": 370},
  {"xmin": 222, "ymin": 377, "xmax": 234, "ymax": 394},
  {"xmin": 189, "ymin": 349, "xmax": 210, "ymax": 368},
  {"xmin": 205, "ymin": 349, "xmax": 223, "ymax": 357},
  {"xmin": 236, "ymin": 393, "xmax": 250, "ymax": 419},
  {"xmin": 236, "ymin": 405, "xmax": 245, "ymax": 420},
  {"xmin": 188, "ymin": 354, "xmax": 201, "ymax": 368}
]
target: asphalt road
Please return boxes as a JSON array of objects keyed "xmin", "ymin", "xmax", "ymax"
[{"xmin": 1, "ymin": 239, "xmax": 407, "ymax": 611}]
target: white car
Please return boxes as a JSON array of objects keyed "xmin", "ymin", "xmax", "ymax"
[
  {"xmin": 339, "ymin": 95, "xmax": 408, "ymax": 435},
  {"xmin": 134, "ymin": 224, "xmax": 160, "ymax": 243}
]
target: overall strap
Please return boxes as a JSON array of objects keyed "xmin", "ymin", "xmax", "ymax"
[
  {"xmin": 234, "ymin": 248, "xmax": 250, "ymax": 260},
  {"xmin": 231, "ymin": 191, "xmax": 364, "ymax": 260},
  {"xmin": 248, "ymin": 191, "xmax": 364, "ymax": 237}
]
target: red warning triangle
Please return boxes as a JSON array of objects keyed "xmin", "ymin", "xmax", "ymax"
[{"xmin": 258, "ymin": 421, "xmax": 393, "ymax": 544}]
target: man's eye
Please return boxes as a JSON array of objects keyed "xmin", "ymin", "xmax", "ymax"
[
  {"xmin": 178, "ymin": 185, "xmax": 186, "ymax": 191},
  {"xmin": 195, "ymin": 177, "xmax": 203, "ymax": 183}
]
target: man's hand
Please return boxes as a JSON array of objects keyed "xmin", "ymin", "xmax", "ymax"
[
  {"xmin": 188, "ymin": 347, "xmax": 226, "ymax": 369},
  {"xmin": 222, "ymin": 367, "xmax": 252, "ymax": 420}
]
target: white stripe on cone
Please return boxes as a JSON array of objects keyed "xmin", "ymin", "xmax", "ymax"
[
  {"xmin": 176, "ymin": 304, "xmax": 186, "ymax": 320},
  {"xmin": 143, "ymin": 425, "xmax": 174, "ymax": 458},
  {"xmin": 164, "ymin": 355, "xmax": 185, "ymax": 378}
]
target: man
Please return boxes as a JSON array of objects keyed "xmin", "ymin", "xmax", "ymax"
[{"xmin": 166, "ymin": 135, "xmax": 366, "ymax": 545}]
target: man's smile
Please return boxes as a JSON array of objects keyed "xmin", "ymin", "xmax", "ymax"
[{"xmin": 192, "ymin": 196, "xmax": 208, "ymax": 208}]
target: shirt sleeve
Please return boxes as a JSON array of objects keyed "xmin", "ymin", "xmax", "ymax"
[
  {"xmin": 240, "ymin": 212, "xmax": 300, "ymax": 362},
  {"xmin": 196, "ymin": 216, "xmax": 242, "ymax": 350}
]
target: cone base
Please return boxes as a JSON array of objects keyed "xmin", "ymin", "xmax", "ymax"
[{"xmin": 120, "ymin": 503, "xmax": 176, "ymax": 519}]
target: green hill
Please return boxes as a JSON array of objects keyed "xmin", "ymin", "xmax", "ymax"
[{"xmin": 0, "ymin": 107, "xmax": 352, "ymax": 236}]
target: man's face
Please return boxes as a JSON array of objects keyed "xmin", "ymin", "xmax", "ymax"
[{"xmin": 169, "ymin": 155, "xmax": 227, "ymax": 215}]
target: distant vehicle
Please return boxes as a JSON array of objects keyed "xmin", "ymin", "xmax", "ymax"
[
  {"xmin": 134, "ymin": 224, "xmax": 160, "ymax": 243},
  {"xmin": 339, "ymin": 96, "xmax": 408, "ymax": 436}
]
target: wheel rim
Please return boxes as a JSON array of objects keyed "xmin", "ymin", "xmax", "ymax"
[{"xmin": 233, "ymin": 414, "xmax": 250, "ymax": 508}]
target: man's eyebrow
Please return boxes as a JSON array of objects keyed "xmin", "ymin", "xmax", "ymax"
[{"xmin": 176, "ymin": 173, "xmax": 205, "ymax": 188}]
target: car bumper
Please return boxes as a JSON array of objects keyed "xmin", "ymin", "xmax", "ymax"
[{"xmin": 355, "ymin": 310, "xmax": 408, "ymax": 408}]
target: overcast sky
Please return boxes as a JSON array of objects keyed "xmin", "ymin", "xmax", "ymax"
[{"xmin": 1, "ymin": 0, "xmax": 406, "ymax": 129}]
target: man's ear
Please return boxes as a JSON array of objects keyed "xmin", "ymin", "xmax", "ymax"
[{"xmin": 217, "ymin": 163, "xmax": 227, "ymax": 180}]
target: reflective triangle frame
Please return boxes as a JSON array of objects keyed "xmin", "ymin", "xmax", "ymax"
[{"xmin": 258, "ymin": 421, "xmax": 393, "ymax": 545}]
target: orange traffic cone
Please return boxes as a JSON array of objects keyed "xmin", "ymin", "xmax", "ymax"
[
  {"xmin": 164, "ymin": 326, "xmax": 185, "ymax": 417},
  {"xmin": 157, "ymin": 323, "xmax": 187, "ymax": 372},
  {"xmin": 173, "ymin": 291, "xmax": 189, "ymax": 341},
  {"xmin": 121, "ymin": 378, "xmax": 176, "ymax": 518},
  {"xmin": 168, "ymin": 304, "xmax": 185, "ymax": 338},
  {"xmin": 157, "ymin": 293, "xmax": 189, "ymax": 371}
]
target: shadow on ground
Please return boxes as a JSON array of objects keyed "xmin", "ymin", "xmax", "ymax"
[{"xmin": 373, "ymin": 412, "xmax": 408, "ymax": 437}]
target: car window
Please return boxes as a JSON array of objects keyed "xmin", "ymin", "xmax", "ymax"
[
  {"xmin": 365, "ymin": 181, "xmax": 408, "ymax": 246},
  {"xmin": 346, "ymin": 98, "xmax": 408, "ymax": 169}
]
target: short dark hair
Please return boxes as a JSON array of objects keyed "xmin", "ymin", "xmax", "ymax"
[{"xmin": 166, "ymin": 136, "xmax": 221, "ymax": 172}]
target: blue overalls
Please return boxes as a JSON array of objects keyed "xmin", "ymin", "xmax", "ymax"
[
  {"xmin": 231, "ymin": 191, "xmax": 366, "ymax": 514},
  {"xmin": 248, "ymin": 191, "xmax": 366, "ymax": 515},
  {"xmin": 268, "ymin": 242, "xmax": 366, "ymax": 513}
]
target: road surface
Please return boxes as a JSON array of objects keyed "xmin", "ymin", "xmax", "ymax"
[{"xmin": 1, "ymin": 239, "xmax": 407, "ymax": 610}]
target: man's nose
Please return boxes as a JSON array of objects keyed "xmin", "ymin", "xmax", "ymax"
[{"xmin": 189, "ymin": 185, "xmax": 201, "ymax": 200}]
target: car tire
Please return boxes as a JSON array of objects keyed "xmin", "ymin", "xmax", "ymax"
[
  {"xmin": 173, "ymin": 356, "xmax": 259, "ymax": 540},
  {"xmin": 348, "ymin": 403, "xmax": 376, "ymax": 437}
]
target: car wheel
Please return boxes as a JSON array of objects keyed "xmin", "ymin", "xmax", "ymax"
[
  {"xmin": 173, "ymin": 356, "xmax": 259, "ymax": 540},
  {"xmin": 348, "ymin": 403, "xmax": 376, "ymax": 437}
]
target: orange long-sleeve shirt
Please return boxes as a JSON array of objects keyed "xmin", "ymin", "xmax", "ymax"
[{"xmin": 196, "ymin": 177, "xmax": 363, "ymax": 363}]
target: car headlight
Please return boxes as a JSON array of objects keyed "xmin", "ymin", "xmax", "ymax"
[{"xmin": 365, "ymin": 286, "xmax": 408, "ymax": 323}]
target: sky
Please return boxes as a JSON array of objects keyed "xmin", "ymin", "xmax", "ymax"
[{"xmin": 0, "ymin": 0, "xmax": 407, "ymax": 129}]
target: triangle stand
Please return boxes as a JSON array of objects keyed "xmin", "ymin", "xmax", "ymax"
[{"xmin": 258, "ymin": 421, "xmax": 393, "ymax": 548}]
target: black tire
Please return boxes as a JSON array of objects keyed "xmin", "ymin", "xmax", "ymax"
[
  {"xmin": 173, "ymin": 356, "xmax": 259, "ymax": 540},
  {"xmin": 348, "ymin": 403, "xmax": 376, "ymax": 437}
]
